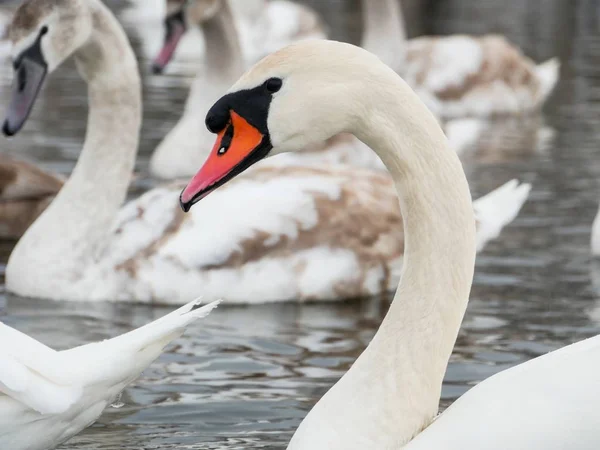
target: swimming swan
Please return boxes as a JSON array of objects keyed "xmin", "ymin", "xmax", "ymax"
[
  {"xmin": 180, "ymin": 40, "xmax": 600, "ymax": 449},
  {"xmin": 2, "ymin": 0, "xmax": 527, "ymax": 304}
]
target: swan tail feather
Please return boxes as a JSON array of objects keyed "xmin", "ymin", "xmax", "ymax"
[
  {"xmin": 474, "ymin": 180, "xmax": 531, "ymax": 251},
  {"xmin": 534, "ymin": 58, "xmax": 560, "ymax": 106}
]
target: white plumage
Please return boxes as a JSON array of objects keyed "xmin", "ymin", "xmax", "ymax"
[{"xmin": 0, "ymin": 299, "xmax": 220, "ymax": 450}]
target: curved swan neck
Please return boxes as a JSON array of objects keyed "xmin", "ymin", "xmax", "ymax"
[
  {"xmin": 360, "ymin": 0, "xmax": 407, "ymax": 73},
  {"xmin": 289, "ymin": 62, "xmax": 476, "ymax": 449},
  {"xmin": 7, "ymin": 0, "xmax": 141, "ymax": 290}
]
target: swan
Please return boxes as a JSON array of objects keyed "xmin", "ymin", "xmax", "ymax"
[
  {"xmin": 0, "ymin": 298, "xmax": 219, "ymax": 450},
  {"xmin": 179, "ymin": 40, "xmax": 600, "ymax": 449},
  {"xmin": 3, "ymin": 0, "xmax": 526, "ymax": 304},
  {"xmin": 0, "ymin": 154, "xmax": 63, "ymax": 239},
  {"xmin": 361, "ymin": 0, "xmax": 560, "ymax": 118}
]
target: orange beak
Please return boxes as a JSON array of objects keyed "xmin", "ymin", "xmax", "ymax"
[{"xmin": 180, "ymin": 111, "xmax": 272, "ymax": 211}]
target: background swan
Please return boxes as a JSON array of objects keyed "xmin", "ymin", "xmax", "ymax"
[
  {"xmin": 3, "ymin": 0, "xmax": 527, "ymax": 305},
  {"xmin": 361, "ymin": 0, "xmax": 560, "ymax": 118},
  {"xmin": 0, "ymin": 298, "xmax": 219, "ymax": 450},
  {"xmin": 0, "ymin": 154, "xmax": 62, "ymax": 239},
  {"xmin": 179, "ymin": 40, "xmax": 600, "ymax": 449}
]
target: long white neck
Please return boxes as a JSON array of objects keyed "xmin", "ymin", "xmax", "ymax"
[
  {"xmin": 360, "ymin": 0, "xmax": 407, "ymax": 73},
  {"xmin": 7, "ymin": 0, "xmax": 141, "ymax": 293},
  {"xmin": 288, "ymin": 62, "xmax": 476, "ymax": 449}
]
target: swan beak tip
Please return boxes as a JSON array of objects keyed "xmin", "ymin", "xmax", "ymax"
[
  {"xmin": 179, "ymin": 194, "xmax": 191, "ymax": 213},
  {"xmin": 2, "ymin": 120, "xmax": 15, "ymax": 137},
  {"xmin": 151, "ymin": 63, "xmax": 164, "ymax": 75}
]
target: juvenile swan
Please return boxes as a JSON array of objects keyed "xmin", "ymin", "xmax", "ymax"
[
  {"xmin": 3, "ymin": 0, "xmax": 527, "ymax": 304},
  {"xmin": 181, "ymin": 40, "xmax": 600, "ymax": 449}
]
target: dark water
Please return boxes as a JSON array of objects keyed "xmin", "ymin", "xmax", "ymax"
[{"xmin": 1, "ymin": 0, "xmax": 600, "ymax": 448}]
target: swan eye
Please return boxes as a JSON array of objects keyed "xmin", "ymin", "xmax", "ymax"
[
  {"xmin": 264, "ymin": 78, "xmax": 282, "ymax": 94},
  {"xmin": 40, "ymin": 26, "xmax": 48, "ymax": 36}
]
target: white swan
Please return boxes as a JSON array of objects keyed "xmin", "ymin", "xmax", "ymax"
[
  {"xmin": 361, "ymin": 0, "xmax": 560, "ymax": 118},
  {"xmin": 0, "ymin": 154, "xmax": 63, "ymax": 239},
  {"xmin": 3, "ymin": 0, "xmax": 527, "ymax": 305},
  {"xmin": 0, "ymin": 298, "xmax": 219, "ymax": 450},
  {"xmin": 179, "ymin": 40, "xmax": 600, "ymax": 449}
]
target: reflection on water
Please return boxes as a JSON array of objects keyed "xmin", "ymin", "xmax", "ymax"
[{"xmin": 1, "ymin": 0, "xmax": 600, "ymax": 448}]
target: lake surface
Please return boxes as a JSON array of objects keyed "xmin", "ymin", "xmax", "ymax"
[{"xmin": 2, "ymin": 0, "xmax": 600, "ymax": 448}]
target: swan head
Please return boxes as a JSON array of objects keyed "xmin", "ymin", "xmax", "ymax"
[
  {"xmin": 3, "ymin": 0, "xmax": 92, "ymax": 136},
  {"xmin": 152, "ymin": 0, "xmax": 221, "ymax": 73},
  {"xmin": 180, "ymin": 40, "xmax": 385, "ymax": 211}
]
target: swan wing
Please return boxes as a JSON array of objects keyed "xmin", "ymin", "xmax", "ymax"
[
  {"xmin": 59, "ymin": 299, "xmax": 220, "ymax": 387},
  {"xmin": 473, "ymin": 179, "xmax": 531, "ymax": 251}
]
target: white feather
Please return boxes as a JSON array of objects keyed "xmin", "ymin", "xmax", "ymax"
[
  {"xmin": 473, "ymin": 180, "xmax": 532, "ymax": 251},
  {"xmin": 0, "ymin": 299, "xmax": 219, "ymax": 450}
]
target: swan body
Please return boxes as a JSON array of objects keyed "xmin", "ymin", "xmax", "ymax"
[
  {"xmin": 405, "ymin": 35, "xmax": 560, "ymax": 118},
  {"xmin": 9, "ymin": 161, "xmax": 529, "ymax": 304},
  {"xmin": 405, "ymin": 334, "xmax": 600, "ymax": 449},
  {"xmin": 178, "ymin": 40, "xmax": 596, "ymax": 448},
  {"xmin": 0, "ymin": 298, "xmax": 219, "ymax": 450},
  {"xmin": 361, "ymin": 0, "xmax": 560, "ymax": 118},
  {"xmin": 0, "ymin": 155, "xmax": 63, "ymax": 239}
]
